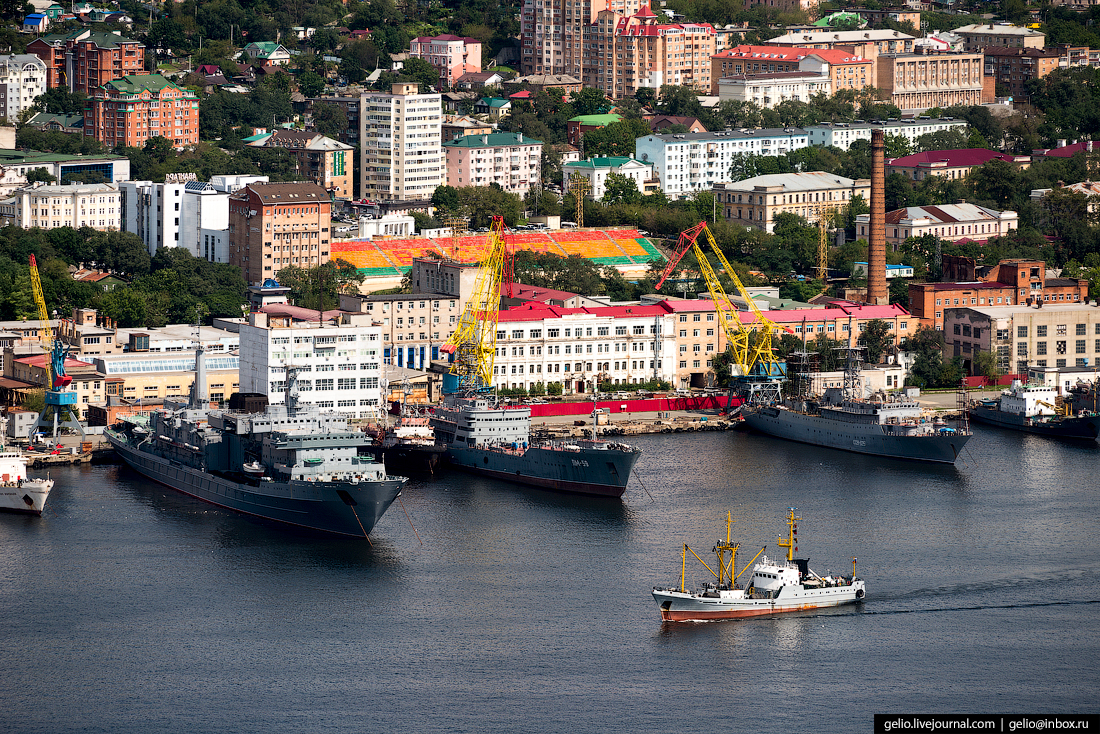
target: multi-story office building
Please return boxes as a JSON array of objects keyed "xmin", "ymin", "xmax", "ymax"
[
  {"xmin": 339, "ymin": 292, "xmax": 467, "ymax": 370},
  {"xmin": 806, "ymin": 117, "xmax": 968, "ymax": 151},
  {"xmin": 875, "ymin": 51, "xmax": 984, "ymax": 110},
  {"xmin": 712, "ymin": 171, "xmax": 870, "ymax": 232},
  {"xmin": 636, "ymin": 129, "xmax": 810, "ymax": 200},
  {"xmin": 239, "ymin": 308, "xmax": 383, "ymax": 420},
  {"xmin": 408, "ymin": 34, "xmax": 482, "ymax": 88},
  {"xmin": 951, "ymin": 23, "xmax": 1045, "ymax": 52},
  {"xmin": 583, "ymin": 6, "xmax": 716, "ymax": 98},
  {"xmin": 227, "ymin": 182, "xmax": 332, "ymax": 285},
  {"xmin": 244, "ymin": 129, "xmax": 353, "ymax": 200},
  {"xmin": 717, "ymin": 70, "xmax": 831, "ymax": 106},
  {"xmin": 855, "ymin": 203, "xmax": 1018, "ymax": 248},
  {"xmin": 83, "ymin": 73, "xmax": 199, "ymax": 149},
  {"xmin": 443, "ymin": 132, "xmax": 543, "ymax": 194},
  {"xmin": 983, "ymin": 47, "xmax": 1061, "ymax": 98},
  {"xmin": 27, "ymin": 29, "xmax": 145, "ymax": 94},
  {"xmin": 360, "ymin": 83, "xmax": 443, "ymax": 203},
  {"xmin": 0, "ymin": 149, "xmax": 129, "ymax": 194},
  {"xmin": 710, "ymin": 45, "xmax": 804, "ymax": 95},
  {"xmin": 944, "ymin": 302, "xmax": 1100, "ymax": 376},
  {"xmin": 9, "ymin": 181, "xmax": 120, "ymax": 230},
  {"xmin": 0, "ymin": 54, "xmax": 47, "ymax": 121}
]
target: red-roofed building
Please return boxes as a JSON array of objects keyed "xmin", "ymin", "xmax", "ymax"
[
  {"xmin": 710, "ymin": 45, "xmax": 806, "ymax": 94},
  {"xmin": 887, "ymin": 148, "xmax": 1032, "ymax": 181},
  {"xmin": 798, "ymin": 49, "xmax": 872, "ymax": 93},
  {"xmin": 408, "ymin": 34, "xmax": 482, "ymax": 88},
  {"xmin": 1033, "ymin": 140, "xmax": 1091, "ymax": 160}
]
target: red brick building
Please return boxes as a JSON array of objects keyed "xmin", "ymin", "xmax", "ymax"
[
  {"xmin": 27, "ymin": 29, "xmax": 145, "ymax": 95},
  {"xmin": 908, "ymin": 258, "xmax": 1089, "ymax": 331},
  {"xmin": 83, "ymin": 74, "xmax": 199, "ymax": 149}
]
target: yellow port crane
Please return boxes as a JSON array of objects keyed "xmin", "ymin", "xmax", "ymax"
[
  {"xmin": 28, "ymin": 254, "xmax": 54, "ymax": 389},
  {"xmin": 655, "ymin": 221, "xmax": 786, "ymax": 395},
  {"xmin": 441, "ymin": 216, "xmax": 510, "ymax": 393},
  {"xmin": 28, "ymin": 255, "xmax": 83, "ymax": 438}
]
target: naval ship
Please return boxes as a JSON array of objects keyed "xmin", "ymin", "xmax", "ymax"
[
  {"xmin": 968, "ymin": 382, "xmax": 1100, "ymax": 440},
  {"xmin": 105, "ymin": 348, "xmax": 406, "ymax": 538},
  {"xmin": 429, "ymin": 393, "xmax": 640, "ymax": 498},
  {"xmin": 741, "ymin": 348, "xmax": 971, "ymax": 463}
]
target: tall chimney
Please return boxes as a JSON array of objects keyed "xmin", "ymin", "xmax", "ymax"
[{"xmin": 867, "ymin": 128, "xmax": 888, "ymax": 306}]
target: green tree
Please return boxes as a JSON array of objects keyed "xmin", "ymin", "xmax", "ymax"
[
  {"xmin": 25, "ymin": 167, "xmax": 56, "ymax": 184},
  {"xmin": 402, "ymin": 57, "xmax": 441, "ymax": 92},
  {"xmin": 30, "ymin": 87, "xmax": 86, "ymax": 116},
  {"xmin": 297, "ymin": 70, "xmax": 325, "ymax": 97},
  {"xmin": 580, "ymin": 118, "xmax": 649, "ymax": 157},
  {"xmin": 431, "ymin": 185, "xmax": 461, "ymax": 215},
  {"xmin": 570, "ymin": 87, "xmax": 609, "ymax": 116},
  {"xmin": 859, "ymin": 319, "xmax": 892, "ymax": 364},
  {"xmin": 312, "ymin": 101, "xmax": 347, "ymax": 139},
  {"xmin": 602, "ymin": 172, "xmax": 642, "ymax": 205}
]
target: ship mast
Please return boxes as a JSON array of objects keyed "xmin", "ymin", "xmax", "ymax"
[
  {"xmin": 776, "ymin": 507, "xmax": 798, "ymax": 562},
  {"xmin": 714, "ymin": 510, "xmax": 738, "ymax": 587}
]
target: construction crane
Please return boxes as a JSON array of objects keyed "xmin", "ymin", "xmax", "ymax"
[
  {"xmin": 441, "ymin": 216, "xmax": 510, "ymax": 394},
  {"xmin": 816, "ymin": 205, "xmax": 838, "ymax": 295},
  {"xmin": 655, "ymin": 221, "xmax": 786, "ymax": 402},
  {"xmin": 28, "ymin": 255, "xmax": 84, "ymax": 440},
  {"xmin": 568, "ymin": 172, "xmax": 589, "ymax": 228}
]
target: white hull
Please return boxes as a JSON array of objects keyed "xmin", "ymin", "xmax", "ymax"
[
  {"xmin": 0, "ymin": 478, "xmax": 54, "ymax": 515},
  {"xmin": 653, "ymin": 582, "xmax": 865, "ymax": 622}
]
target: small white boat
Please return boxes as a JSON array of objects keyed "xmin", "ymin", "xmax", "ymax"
[
  {"xmin": 652, "ymin": 509, "xmax": 865, "ymax": 622},
  {"xmin": 242, "ymin": 461, "xmax": 265, "ymax": 475},
  {"xmin": 0, "ymin": 450, "xmax": 54, "ymax": 516}
]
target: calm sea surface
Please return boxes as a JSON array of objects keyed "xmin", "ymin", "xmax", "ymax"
[{"xmin": 2, "ymin": 427, "xmax": 1099, "ymax": 733}]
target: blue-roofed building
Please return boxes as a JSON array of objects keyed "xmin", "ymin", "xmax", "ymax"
[{"xmin": 22, "ymin": 14, "xmax": 49, "ymax": 32}]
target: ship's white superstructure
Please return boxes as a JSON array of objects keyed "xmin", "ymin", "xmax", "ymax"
[{"xmin": 0, "ymin": 450, "xmax": 53, "ymax": 515}]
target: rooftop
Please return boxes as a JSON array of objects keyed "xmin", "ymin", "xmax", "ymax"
[
  {"xmin": 568, "ymin": 113, "xmax": 622, "ymax": 125},
  {"xmin": 712, "ymin": 45, "xmax": 807, "ymax": 61},
  {"xmin": 888, "ymin": 148, "xmax": 1024, "ymax": 168},
  {"xmin": 768, "ymin": 28, "xmax": 914, "ymax": 43},
  {"xmin": 564, "ymin": 156, "xmax": 645, "ymax": 169},
  {"xmin": 642, "ymin": 127, "xmax": 807, "ymax": 143},
  {"xmin": 230, "ymin": 181, "xmax": 331, "ymax": 204},
  {"xmin": 883, "ymin": 203, "xmax": 1013, "ymax": 224},
  {"xmin": 801, "ymin": 49, "xmax": 871, "ymax": 65},
  {"xmin": 442, "ymin": 132, "xmax": 542, "ymax": 148},
  {"xmin": 715, "ymin": 171, "xmax": 863, "ymax": 191},
  {"xmin": 952, "ymin": 23, "xmax": 1045, "ymax": 37}
]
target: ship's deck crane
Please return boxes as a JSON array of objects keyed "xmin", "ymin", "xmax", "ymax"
[
  {"xmin": 28, "ymin": 255, "xmax": 84, "ymax": 439},
  {"xmin": 655, "ymin": 221, "xmax": 787, "ymax": 402},
  {"xmin": 441, "ymin": 216, "xmax": 511, "ymax": 394}
]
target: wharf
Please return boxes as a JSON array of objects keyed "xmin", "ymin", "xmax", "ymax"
[
  {"xmin": 533, "ymin": 409, "xmax": 733, "ymax": 439},
  {"xmin": 17, "ymin": 437, "xmax": 121, "ymax": 469}
]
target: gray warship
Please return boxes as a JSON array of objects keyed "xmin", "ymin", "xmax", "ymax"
[
  {"xmin": 105, "ymin": 348, "xmax": 406, "ymax": 537},
  {"xmin": 430, "ymin": 394, "xmax": 640, "ymax": 498},
  {"xmin": 742, "ymin": 348, "xmax": 971, "ymax": 464}
]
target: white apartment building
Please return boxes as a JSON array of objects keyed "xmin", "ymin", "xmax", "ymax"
[
  {"xmin": 239, "ymin": 310, "xmax": 384, "ymax": 419},
  {"xmin": 0, "ymin": 54, "xmax": 47, "ymax": 121},
  {"xmin": 717, "ymin": 71, "xmax": 831, "ymax": 106},
  {"xmin": 360, "ymin": 83, "xmax": 443, "ymax": 203},
  {"xmin": 120, "ymin": 174, "xmax": 269, "ymax": 257},
  {"xmin": 635, "ymin": 129, "xmax": 809, "ymax": 200},
  {"xmin": 443, "ymin": 132, "xmax": 543, "ymax": 195},
  {"xmin": 562, "ymin": 156, "xmax": 652, "ymax": 200},
  {"xmin": 806, "ymin": 118, "xmax": 969, "ymax": 151},
  {"xmin": 10, "ymin": 181, "xmax": 120, "ymax": 230},
  {"xmin": 492, "ymin": 303, "xmax": 678, "ymax": 393}
]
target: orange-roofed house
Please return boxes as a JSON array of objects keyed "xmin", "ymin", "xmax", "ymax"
[
  {"xmin": 797, "ymin": 48, "xmax": 872, "ymax": 93},
  {"xmin": 710, "ymin": 45, "xmax": 807, "ymax": 94}
]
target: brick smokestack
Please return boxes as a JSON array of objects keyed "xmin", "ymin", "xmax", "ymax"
[{"xmin": 867, "ymin": 128, "xmax": 888, "ymax": 306}]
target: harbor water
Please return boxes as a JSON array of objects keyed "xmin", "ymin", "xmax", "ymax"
[{"xmin": 2, "ymin": 427, "xmax": 1098, "ymax": 732}]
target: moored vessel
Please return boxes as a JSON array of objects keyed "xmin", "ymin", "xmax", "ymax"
[
  {"xmin": 105, "ymin": 348, "xmax": 406, "ymax": 538},
  {"xmin": 968, "ymin": 382, "xmax": 1100, "ymax": 440},
  {"xmin": 0, "ymin": 449, "xmax": 53, "ymax": 515},
  {"xmin": 652, "ymin": 509, "xmax": 865, "ymax": 622}
]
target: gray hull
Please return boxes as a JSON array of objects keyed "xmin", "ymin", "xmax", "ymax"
[
  {"xmin": 969, "ymin": 404, "xmax": 1100, "ymax": 440},
  {"xmin": 744, "ymin": 406, "xmax": 969, "ymax": 463},
  {"xmin": 446, "ymin": 444, "xmax": 640, "ymax": 498},
  {"xmin": 106, "ymin": 430, "xmax": 405, "ymax": 537}
]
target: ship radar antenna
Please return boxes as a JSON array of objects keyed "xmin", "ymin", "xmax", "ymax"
[{"xmin": 776, "ymin": 507, "xmax": 799, "ymax": 562}]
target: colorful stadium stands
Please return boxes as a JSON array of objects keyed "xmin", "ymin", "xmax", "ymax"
[{"xmin": 330, "ymin": 229, "xmax": 664, "ymax": 278}]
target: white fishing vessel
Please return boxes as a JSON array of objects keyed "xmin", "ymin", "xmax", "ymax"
[
  {"xmin": 652, "ymin": 509, "xmax": 865, "ymax": 622},
  {"xmin": 0, "ymin": 449, "xmax": 54, "ymax": 515}
]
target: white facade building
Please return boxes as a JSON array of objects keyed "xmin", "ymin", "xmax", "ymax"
[
  {"xmin": 360, "ymin": 83, "xmax": 443, "ymax": 202},
  {"xmin": 717, "ymin": 71, "xmax": 831, "ymax": 106},
  {"xmin": 357, "ymin": 214, "xmax": 416, "ymax": 238},
  {"xmin": 562, "ymin": 157, "xmax": 653, "ymax": 201},
  {"xmin": 239, "ymin": 310, "xmax": 384, "ymax": 419},
  {"xmin": 635, "ymin": 129, "xmax": 809, "ymax": 200},
  {"xmin": 806, "ymin": 118, "xmax": 969, "ymax": 151},
  {"xmin": 10, "ymin": 182, "xmax": 120, "ymax": 230},
  {"xmin": 0, "ymin": 54, "xmax": 47, "ymax": 121}
]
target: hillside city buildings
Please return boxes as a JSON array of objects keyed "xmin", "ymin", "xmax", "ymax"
[
  {"xmin": 409, "ymin": 34, "xmax": 482, "ymax": 89},
  {"xmin": 713, "ymin": 171, "xmax": 871, "ymax": 232},
  {"xmin": 83, "ymin": 74, "xmax": 200, "ymax": 149},
  {"xmin": 443, "ymin": 132, "xmax": 543, "ymax": 195},
  {"xmin": 244, "ymin": 129, "xmax": 354, "ymax": 200},
  {"xmin": 228, "ymin": 182, "xmax": 333, "ymax": 285},
  {"xmin": 0, "ymin": 54, "xmax": 47, "ymax": 121},
  {"xmin": 28, "ymin": 29, "xmax": 145, "ymax": 94},
  {"xmin": 360, "ymin": 83, "xmax": 444, "ymax": 203}
]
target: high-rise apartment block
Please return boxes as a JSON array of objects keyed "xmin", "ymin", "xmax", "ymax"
[
  {"xmin": 520, "ymin": 2, "xmax": 715, "ymax": 98},
  {"xmin": 228, "ymin": 182, "xmax": 332, "ymax": 285},
  {"xmin": 83, "ymin": 74, "xmax": 199, "ymax": 149},
  {"xmin": 0, "ymin": 55, "xmax": 47, "ymax": 121},
  {"xmin": 27, "ymin": 30, "xmax": 145, "ymax": 95},
  {"xmin": 360, "ymin": 83, "xmax": 443, "ymax": 203}
]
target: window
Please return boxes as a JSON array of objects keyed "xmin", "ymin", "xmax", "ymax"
[
  {"xmin": 1017, "ymin": 343, "xmax": 1028, "ymax": 356},
  {"xmin": 1036, "ymin": 342, "xmax": 1047, "ymax": 355},
  {"xmin": 1037, "ymin": 325, "xmax": 1047, "ymax": 337},
  {"xmin": 597, "ymin": 327, "xmax": 609, "ymax": 336},
  {"xmin": 548, "ymin": 328, "xmax": 559, "ymax": 338},
  {"xmin": 1077, "ymin": 339, "xmax": 1086, "ymax": 354},
  {"xmin": 1018, "ymin": 326, "xmax": 1028, "ymax": 338},
  {"xmin": 632, "ymin": 325, "xmax": 645, "ymax": 335}
]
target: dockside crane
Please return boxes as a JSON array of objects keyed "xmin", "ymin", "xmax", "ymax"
[
  {"xmin": 441, "ymin": 216, "xmax": 511, "ymax": 394},
  {"xmin": 28, "ymin": 255, "xmax": 85, "ymax": 440},
  {"xmin": 655, "ymin": 221, "xmax": 787, "ymax": 402}
]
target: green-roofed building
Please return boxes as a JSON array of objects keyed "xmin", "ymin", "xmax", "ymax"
[
  {"xmin": 86, "ymin": 74, "xmax": 199, "ymax": 149},
  {"xmin": 813, "ymin": 11, "xmax": 864, "ymax": 28},
  {"xmin": 473, "ymin": 97, "xmax": 512, "ymax": 119},
  {"xmin": 0, "ymin": 148, "xmax": 130, "ymax": 185},
  {"xmin": 242, "ymin": 41, "xmax": 291, "ymax": 66},
  {"xmin": 566, "ymin": 113, "xmax": 622, "ymax": 146},
  {"xmin": 443, "ymin": 131, "xmax": 543, "ymax": 195},
  {"xmin": 563, "ymin": 156, "xmax": 652, "ymax": 200}
]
